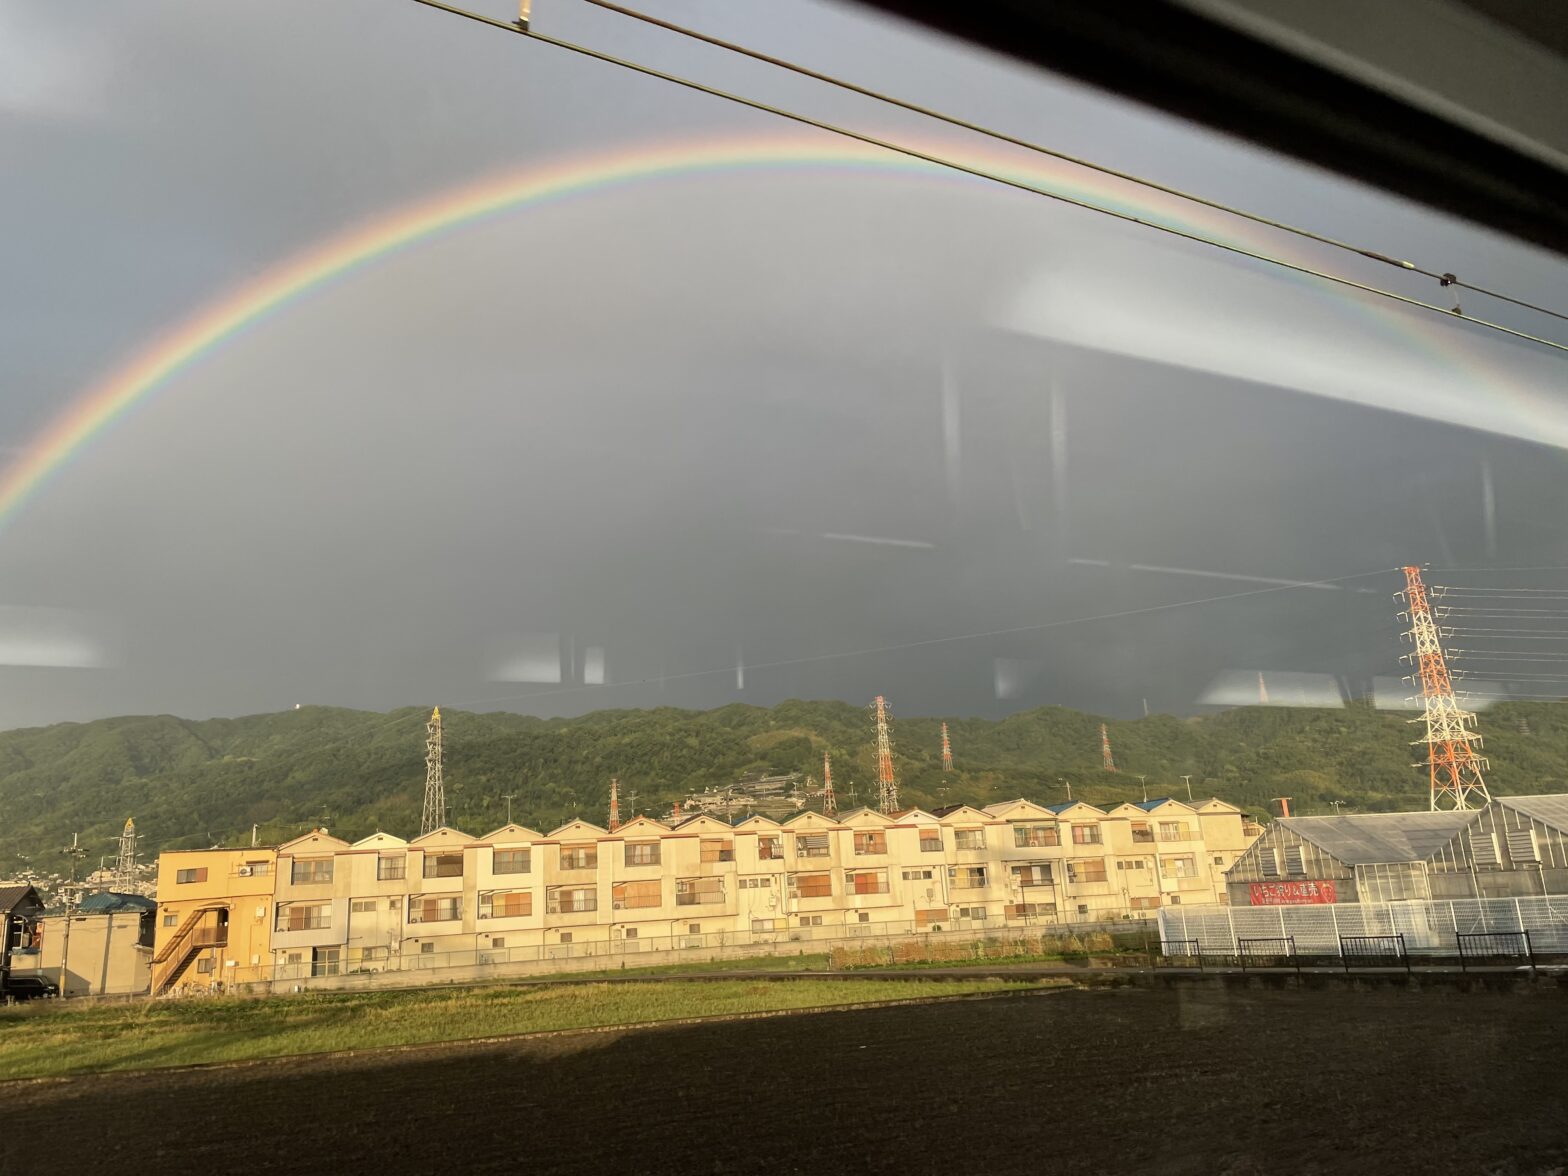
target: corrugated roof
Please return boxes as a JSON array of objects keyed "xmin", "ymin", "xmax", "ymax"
[
  {"xmin": 1279, "ymin": 811, "xmax": 1475, "ymax": 865},
  {"xmin": 1495, "ymin": 794, "xmax": 1568, "ymax": 833},
  {"xmin": 76, "ymin": 891, "xmax": 156, "ymax": 915},
  {"xmin": 0, "ymin": 884, "xmax": 42, "ymax": 914}
]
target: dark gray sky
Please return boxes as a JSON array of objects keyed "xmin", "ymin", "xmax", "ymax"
[{"xmin": 2, "ymin": 0, "xmax": 1565, "ymax": 728}]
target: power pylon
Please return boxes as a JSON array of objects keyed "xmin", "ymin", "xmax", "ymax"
[
  {"xmin": 113, "ymin": 818, "xmax": 138, "ymax": 891},
  {"xmin": 940, "ymin": 722, "xmax": 953, "ymax": 773},
  {"xmin": 421, "ymin": 706, "xmax": 446, "ymax": 835},
  {"xmin": 822, "ymin": 751, "xmax": 837, "ymax": 817},
  {"xmin": 1100, "ymin": 723, "xmax": 1117, "ymax": 773},
  {"xmin": 1399, "ymin": 565, "xmax": 1491, "ymax": 811},
  {"xmin": 608, "ymin": 777, "xmax": 621, "ymax": 832},
  {"xmin": 872, "ymin": 696, "xmax": 899, "ymax": 814}
]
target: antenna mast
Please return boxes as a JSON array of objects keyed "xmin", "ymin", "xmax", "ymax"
[
  {"xmin": 1399, "ymin": 566, "xmax": 1491, "ymax": 811},
  {"xmin": 940, "ymin": 722, "xmax": 953, "ymax": 773},
  {"xmin": 421, "ymin": 706, "xmax": 446, "ymax": 835},
  {"xmin": 872, "ymin": 695, "xmax": 898, "ymax": 814},
  {"xmin": 822, "ymin": 751, "xmax": 837, "ymax": 817}
]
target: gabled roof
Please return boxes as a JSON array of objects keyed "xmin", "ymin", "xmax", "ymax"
[
  {"xmin": 278, "ymin": 830, "xmax": 352, "ymax": 854},
  {"xmin": 1045, "ymin": 802, "xmax": 1105, "ymax": 817},
  {"xmin": 1278, "ymin": 811, "xmax": 1477, "ymax": 865},
  {"xmin": 549, "ymin": 819, "xmax": 608, "ymax": 839},
  {"xmin": 409, "ymin": 826, "xmax": 474, "ymax": 847},
  {"xmin": 935, "ymin": 805, "xmax": 992, "ymax": 824},
  {"xmin": 1191, "ymin": 798, "xmax": 1242, "ymax": 814},
  {"xmin": 982, "ymin": 799, "xmax": 1057, "ymax": 820},
  {"xmin": 665, "ymin": 814, "xmax": 733, "ymax": 835},
  {"xmin": 892, "ymin": 808, "xmax": 942, "ymax": 824},
  {"xmin": 477, "ymin": 823, "xmax": 543, "ymax": 843},
  {"xmin": 616, "ymin": 816, "xmax": 672, "ymax": 836},
  {"xmin": 1132, "ymin": 797, "xmax": 1189, "ymax": 813},
  {"xmin": 1494, "ymin": 794, "xmax": 1568, "ymax": 833},
  {"xmin": 837, "ymin": 808, "xmax": 894, "ymax": 827},
  {"xmin": 732, "ymin": 815, "xmax": 783, "ymax": 831},
  {"xmin": 783, "ymin": 811, "xmax": 841, "ymax": 830},
  {"xmin": 352, "ymin": 832, "xmax": 408, "ymax": 849},
  {"xmin": 1106, "ymin": 802, "xmax": 1147, "ymax": 817},
  {"xmin": 0, "ymin": 884, "xmax": 42, "ymax": 916}
]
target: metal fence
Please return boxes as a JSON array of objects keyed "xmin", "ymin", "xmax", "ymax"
[
  {"xmin": 1159, "ymin": 895, "xmax": 1568, "ymax": 958},
  {"xmin": 1457, "ymin": 930, "xmax": 1535, "ymax": 975},
  {"xmin": 1338, "ymin": 934, "xmax": 1410, "ymax": 973}
]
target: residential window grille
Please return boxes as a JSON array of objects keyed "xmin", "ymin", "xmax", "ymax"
[
  {"xmin": 290, "ymin": 858, "xmax": 333, "ymax": 885},
  {"xmin": 1117, "ymin": 859, "xmax": 1148, "ymax": 871},
  {"xmin": 789, "ymin": 872, "xmax": 832, "ymax": 899},
  {"xmin": 423, "ymin": 852, "xmax": 463, "ymax": 879},
  {"xmin": 796, "ymin": 833, "xmax": 830, "ymax": 858},
  {"xmin": 547, "ymin": 886, "xmax": 597, "ymax": 914},
  {"xmin": 275, "ymin": 902, "xmax": 331, "ymax": 932},
  {"xmin": 493, "ymin": 849, "xmax": 530, "ymax": 875},
  {"xmin": 901, "ymin": 868, "xmax": 934, "ymax": 881},
  {"xmin": 700, "ymin": 839, "xmax": 734, "ymax": 863},
  {"xmin": 676, "ymin": 877, "xmax": 725, "ymax": 906},
  {"xmin": 407, "ymin": 896, "xmax": 462, "ymax": 923},
  {"xmin": 480, "ymin": 891, "xmax": 533, "ymax": 919},
  {"xmin": 1066, "ymin": 859, "xmax": 1107, "ymax": 883},
  {"xmin": 1071, "ymin": 825, "xmax": 1102, "ymax": 845},
  {"xmin": 758, "ymin": 837, "xmax": 782, "ymax": 860},
  {"xmin": 955, "ymin": 829, "xmax": 986, "ymax": 851},
  {"xmin": 175, "ymin": 867, "xmax": 207, "ymax": 885},
  {"xmin": 845, "ymin": 869, "xmax": 889, "ymax": 895},
  {"xmin": 1013, "ymin": 824, "xmax": 1059, "ymax": 848},
  {"xmin": 560, "ymin": 846, "xmax": 598, "ymax": 871},
  {"xmin": 625, "ymin": 842, "xmax": 661, "ymax": 867},
  {"xmin": 243, "ymin": 861, "xmax": 271, "ymax": 876},
  {"xmin": 949, "ymin": 866, "xmax": 987, "ymax": 889},
  {"xmin": 612, "ymin": 880, "xmax": 662, "ymax": 910},
  {"xmin": 919, "ymin": 830, "xmax": 943, "ymax": 853},
  {"xmin": 853, "ymin": 831, "xmax": 887, "ymax": 855},
  {"xmin": 377, "ymin": 855, "xmax": 405, "ymax": 881},
  {"xmin": 1011, "ymin": 864, "xmax": 1053, "ymax": 887}
]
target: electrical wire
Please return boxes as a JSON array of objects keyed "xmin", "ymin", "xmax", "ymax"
[
  {"xmin": 578, "ymin": 0, "xmax": 1568, "ymax": 329},
  {"xmin": 408, "ymin": 0, "xmax": 1568, "ymax": 356}
]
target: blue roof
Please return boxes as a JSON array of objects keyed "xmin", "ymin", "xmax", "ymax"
[
  {"xmin": 1134, "ymin": 797, "xmax": 1177, "ymax": 811},
  {"xmin": 75, "ymin": 891, "xmax": 155, "ymax": 915},
  {"xmin": 1044, "ymin": 802, "xmax": 1074, "ymax": 814}
]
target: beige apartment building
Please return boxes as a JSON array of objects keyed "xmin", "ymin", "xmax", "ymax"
[{"xmin": 229, "ymin": 796, "xmax": 1257, "ymax": 981}]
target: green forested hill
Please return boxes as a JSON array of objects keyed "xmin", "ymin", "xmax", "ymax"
[{"xmin": 1, "ymin": 699, "xmax": 1564, "ymax": 873}]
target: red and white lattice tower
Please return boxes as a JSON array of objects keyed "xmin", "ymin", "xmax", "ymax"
[
  {"xmin": 822, "ymin": 751, "xmax": 837, "ymax": 817},
  {"xmin": 608, "ymin": 776, "xmax": 620, "ymax": 832},
  {"xmin": 940, "ymin": 722, "xmax": 954, "ymax": 773},
  {"xmin": 1100, "ymin": 723, "xmax": 1117, "ymax": 773},
  {"xmin": 1399, "ymin": 565, "xmax": 1491, "ymax": 811},
  {"xmin": 872, "ymin": 696, "xmax": 899, "ymax": 814}
]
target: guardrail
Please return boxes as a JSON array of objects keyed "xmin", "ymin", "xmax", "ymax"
[
  {"xmin": 1457, "ymin": 930, "xmax": 1535, "ymax": 977},
  {"xmin": 1339, "ymin": 934, "xmax": 1409, "ymax": 974}
]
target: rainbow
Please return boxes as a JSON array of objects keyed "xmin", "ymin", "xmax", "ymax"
[{"xmin": 0, "ymin": 131, "xmax": 1534, "ymax": 532}]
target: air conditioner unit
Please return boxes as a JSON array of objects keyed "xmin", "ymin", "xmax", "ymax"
[{"xmin": 237, "ymin": 866, "xmax": 253, "ymax": 877}]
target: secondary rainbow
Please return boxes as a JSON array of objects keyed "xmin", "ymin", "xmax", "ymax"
[{"xmin": 0, "ymin": 130, "xmax": 1522, "ymax": 533}]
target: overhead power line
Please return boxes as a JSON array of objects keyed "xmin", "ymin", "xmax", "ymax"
[
  {"xmin": 408, "ymin": 0, "xmax": 1568, "ymax": 356},
  {"xmin": 578, "ymin": 0, "xmax": 1568, "ymax": 329}
]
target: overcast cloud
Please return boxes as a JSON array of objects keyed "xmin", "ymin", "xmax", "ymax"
[{"xmin": 1, "ymin": 0, "xmax": 1564, "ymax": 728}]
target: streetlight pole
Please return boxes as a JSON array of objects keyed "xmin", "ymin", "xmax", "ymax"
[
  {"xmin": 1180, "ymin": 775, "xmax": 1194, "ymax": 802},
  {"xmin": 58, "ymin": 833, "xmax": 85, "ymax": 999}
]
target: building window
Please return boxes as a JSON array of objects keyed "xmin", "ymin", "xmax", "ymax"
[
  {"xmin": 175, "ymin": 867, "xmax": 208, "ymax": 885},
  {"xmin": 290, "ymin": 858, "xmax": 333, "ymax": 885},
  {"xmin": 350, "ymin": 899, "xmax": 378, "ymax": 913},
  {"xmin": 751, "ymin": 919, "xmax": 771, "ymax": 933},
  {"xmin": 954, "ymin": 829, "xmax": 986, "ymax": 851},
  {"xmin": 1161, "ymin": 855, "xmax": 1198, "ymax": 879},
  {"xmin": 490, "ymin": 938, "xmax": 506, "ymax": 949},
  {"xmin": 957, "ymin": 906, "xmax": 988, "ymax": 921},
  {"xmin": 758, "ymin": 836, "xmax": 782, "ymax": 860},
  {"xmin": 1011, "ymin": 864, "xmax": 1053, "ymax": 887},
  {"xmin": 420, "ymin": 942, "xmax": 435, "ymax": 955},
  {"xmin": 311, "ymin": 947, "xmax": 341, "ymax": 977},
  {"xmin": 915, "ymin": 909, "xmax": 946, "ymax": 928},
  {"xmin": 625, "ymin": 842, "xmax": 661, "ymax": 867},
  {"xmin": 676, "ymin": 877, "xmax": 725, "ymax": 906},
  {"xmin": 612, "ymin": 880, "xmax": 662, "ymax": 910},
  {"xmin": 789, "ymin": 872, "xmax": 832, "ymax": 899},
  {"xmin": 798, "ymin": 915, "xmax": 823, "ymax": 927},
  {"xmin": 493, "ymin": 849, "xmax": 530, "ymax": 875},
  {"xmin": 1158, "ymin": 821, "xmax": 1192, "ymax": 841},
  {"xmin": 243, "ymin": 861, "xmax": 271, "ymax": 877},
  {"xmin": 1013, "ymin": 824, "xmax": 1059, "ymax": 848},
  {"xmin": 949, "ymin": 866, "xmax": 987, "ymax": 889},
  {"xmin": 853, "ymin": 831, "xmax": 887, "ymax": 855},
  {"xmin": 377, "ymin": 855, "xmax": 405, "ymax": 881},
  {"xmin": 700, "ymin": 839, "xmax": 734, "ymax": 863},
  {"xmin": 857, "ymin": 912, "xmax": 871, "ymax": 923},
  {"xmin": 196, "ymin": 957, "xmax": 216, "ymax": 974},
  {"xmin": 845, "ymin": 869, "xmax": 889, "ymax": 895},
  {"xmin": 423, "ymin": 852, "xmax": 463, "ymax": 879},
  {"xmin": 1214, "ymin": 856, "xmax": 1225, "ymax": 866},
  {"xmin": 1008, "ymin": 901, "xmax": 1055, "ymax": 919},
  {"xmin": 162, "ymin": 913, "xmax": 178, "ymax": 927},
  {"xmin": 796, "ymin": 833, "xmax": 830, "ymax": 858},
  {"xmin": 919, "ymin": 829, "xmax": 943, "ymax": 853},
  {"xmin": 688, "ymin": 923, "xmax": 701, "ymax": 935},
  {"xmin": 623, "ymin": 928, "xmax": 637, "ymax": 940},
  {"xmin": 1131, "ymin": 822, "xmax": 1154, "ymax": 843},
  {"xmin": 901, "ymin": 868, "xmax": 934, "ymax": 881},
  {"xmin": 408, "ymin": 896, "xmax": 462, "ymax": 923},
  {"xmin": 1070, "ymin": 825, "xmax": 1101, "ymax": 845},
  {"xmin": 1130, "ymin": 896, "xmax": 1162, "ymax": 910},
  {"xmin": 480, "ymin": 890, "xmax": 533, "ymax": 919},
  {"xmin": 1066, "ymin": 859, "xmax": 1107, "ymax": 883},
  {"xmin": 547, "ymin": 886, "xmax": 597, "ymax": 915},
  {"xmin": 1117, "ymin": 859, "xmax": 1148, "ymax": 871},
  {"xmin": 560, "ymin": 846, "xmax": 598, "ymax": 871},
  {"xmin": 275, "ymin": 902, "xmax": 331, "ymax": 932}
]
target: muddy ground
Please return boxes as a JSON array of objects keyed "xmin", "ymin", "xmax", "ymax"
[{"xmin": 4, "ymin": 980, "xmax": 1565, "ymax": 1174}]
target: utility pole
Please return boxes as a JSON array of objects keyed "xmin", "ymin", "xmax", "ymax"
[
  {"xmin": 502, "ymin": 793, "xmax": 518, "ymax": 824},
  {"xmin": 1328, "ymin": 800, "xmax": 1348, "ymax": 815},
  {"xmin": 1059, "ymin": 778, "xmax": 1072, "ymax": 802},
  {"xmin": 1180, "ymin": 774, "xmax": 1194, "ymax": 802},
  {"xmin": 58, "ymin": 834, "xmax": 86, "ymax": 999},
  {"xmin": 1137, "ymin": 775, "xmax": 1148, "ymax": 803}
]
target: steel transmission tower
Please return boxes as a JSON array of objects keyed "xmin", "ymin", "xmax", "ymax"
[
  {"xmin": 940, "ymin": 722, "xmax": 953, "ymax": 773},
  {"xmin": 421, "ymin": 707, "xmax": 447, "ymax": 835},
  {"xmin": 872, "ymin": 696, "xmax": 899, "ymax": 813},
  {"xmin": 113, "ymin": 818, "xmax": 138, "ymax": 891},
  {"xmin": 1100, "ymin": 723, "xmax": 1117, "ymax": 773},
  {"xmin": 608, "ymin": 777, "xmax": 620, "ymax": 831},
  {"xmin": 1399, "ymin": 566, "xmax": 1491, "ymax": 811},
  {"xmin": 822, "ymin": 752, "xmax": 836, "ymax": 817}
]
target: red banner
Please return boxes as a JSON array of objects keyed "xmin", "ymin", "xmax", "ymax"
[{"xmin": 1249, "ymin": 880, "xmax": 1336, "ymax": 905}]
